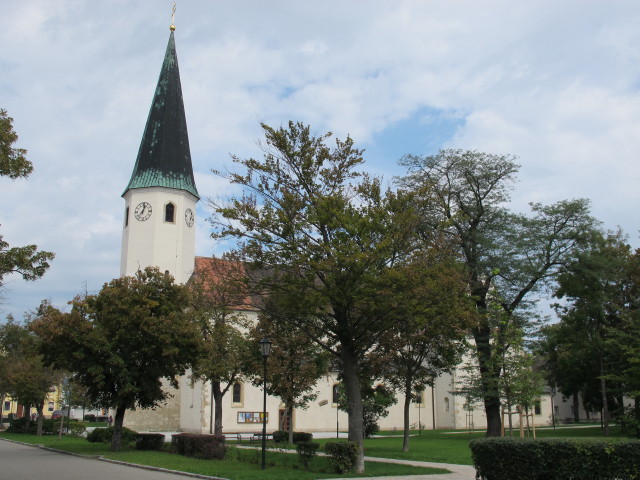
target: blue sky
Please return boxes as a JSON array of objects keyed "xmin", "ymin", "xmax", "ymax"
[{"xmin": 2, "ymin": 0, "xmax": 640, "ymax": 320}]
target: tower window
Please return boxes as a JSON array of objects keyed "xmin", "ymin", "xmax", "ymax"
[
  {"xmin": 332, "ymin": 384, "xmax": 340, "ymax": 405},
  {"xmin": 125, "ymin": 206, "xmax": 129, "ymax": 227},
  {"xmin": 165, "ymin": 202, "xmax": 175, "ymax": 223}
]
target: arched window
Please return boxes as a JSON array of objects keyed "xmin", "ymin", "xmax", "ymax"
[
  {"xmin": 415, "ymin": 388, "xmax": 424, "ymax": 406},
  {"xmin": 232, "ymin": 383, "xmax": 242, "ymax": 404},
  {"xmin": 165, "ymin": 202, "xmax": 175, "ymax": 223},
  {"xmin": 444, "ymin": 397, "xmax": 450, "ymax": 412},
  {"xmin": 332, "ymin": 384, "xmax": 340, "ymax": 405}
]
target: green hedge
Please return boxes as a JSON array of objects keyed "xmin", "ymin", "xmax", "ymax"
[
  {"xmin": 170, "ymin": 433, "xmax": 226, "ymax": 460},
  {"xmin": 135, "ymin": 433, "xmax": 166, "ymax": 451},
  {"xmin": 86, "ymin": 426, "xmax": 138, "ymax": 445},
  {"xmin": 470, "ymin": 437, "xmax": 640, "ymax": 480},
  {"xmin": 272, "ymin": 430, "xmax": 314, "ymax": 443},
  {"xmin": 325, "ymin": 441, "xmax": 358, "ymax": 474}
]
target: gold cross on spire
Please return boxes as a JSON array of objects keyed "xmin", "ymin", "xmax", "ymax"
[{"xmin": 170, "ymin": 2, "xmax": 176, "ymax": 31}]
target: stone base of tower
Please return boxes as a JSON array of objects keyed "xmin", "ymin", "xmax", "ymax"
[{"xmin": 123, "ymin": 379, "xmax": 182, "ymax": 432}]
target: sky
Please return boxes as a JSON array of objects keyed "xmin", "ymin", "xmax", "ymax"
[{"xmin": 2, "ymin": 0, "xmax": 640, "ymax": 320}]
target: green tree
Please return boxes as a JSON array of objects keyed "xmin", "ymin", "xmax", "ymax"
[
  {"xmin": 378, "ymin": 246, "xmax": 472, "ymax": 451},
  {"xmin": 0, "ymin": 310, "xmax": 61, "ymax": 435},
  {"xmin": 0, "ymin": 109, "xmax": 32, "ymax": 179},
  {"xmin": 32, "ymin": 267, "xmax": 202, "ymax": 451},
  {"xmin": 247, "ymin": 308, "xmax": 330, "ymax": 444},
  {"xmin": 399, "ymin": 150, "xmax": 595, "ymax": 436},
  {"xmin": 210, "ymin": 122, "xmax": 421, "ymax": 472},
  {"xmin": 0, "ymin": 108, "xmax": 54, "ymax": 290},
  {"xmin": 188, "ymin": 259, "xmax": 252, "ymax": 436},
  {"xmin": 551, "ymin": 230, "xmax": 634, "ymax": 435}
]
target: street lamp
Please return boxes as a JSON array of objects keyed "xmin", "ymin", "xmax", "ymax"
[{"xmin": 259, "ymin": 337, "xmax": 272, "ymax": 470}]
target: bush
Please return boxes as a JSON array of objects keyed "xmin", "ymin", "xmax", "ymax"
[
  {"xmin": 272, "ymin": 430, "xmax": 313, "ymax": 443},
  {"xmin": 171, "ymin": 433, "xmax": 226, "ymax": 460},
  {"xmin": 296, "ymin": 441, "xmax": 319, "ymax": 470},
  {"xmin": 293, "ymin": 432, "xmax": 313, "ymax": 443},
  {"xmin": 136, "ymin": 433, "xmax": 165, "ymax": 451},
  {"xmin": 87, "ymin": 426, "xmax": 138, "ymax": 445},
  {"xmin": 325, "ymin": 441, "xmax": 358, "ymax": 474},
  {"xmin": 84, "ymin": 414, "xmax": 96, "ymax": 422},
  {"xmin": 67, "ymin": 422, "xmax": 86, "ymax": 437},
  {"xmin": 470, "ymin": 437, "xmax": 640, "ymax": 480},
  {"xmin": 6, "ymin": 417, "xmax": 63, "ymax": 435},
  {"xmin": 272, "ymin": 430, "xmax": 287, "ymax": 443}
]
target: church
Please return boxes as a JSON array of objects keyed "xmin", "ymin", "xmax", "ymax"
[{"xmin": 118, "ymin": 23, "xmax": 557, "ymax": 435}]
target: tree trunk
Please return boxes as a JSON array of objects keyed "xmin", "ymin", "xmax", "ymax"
[
  {"xmin": 23, "ymin": 404, "xmax": 31, "ymax": 433},
  {"xmin": 572, "ymin": 394, "xmax": 580, "ymax": 423},
  {"xmin": 110, "ymin": 405, "xmax": 127, "ymax": 452},
  {"xmin": 474, "ymin": 326, "xmax": 502, "ymax": 437},
  {"xmin": 599, "ymin": 355, "xmax": 609, "ymax": 436},
  {"xmin": 341, "ymin": 344, "xmax": 365, "ymax": 473},
  {"xmin": 36, "ymin": 402, "xmax": 44, "ymax": 436},
  {"xmin": 287, "ymin": 405, "xmax": 294, "ymax": 444},
  {"xmin": 402, "ymin": 380, "xmax": 411, "ymax": 452},
  {"xmin": 212, "ymin": 381, "xmax": 224, "ymax": 436}
]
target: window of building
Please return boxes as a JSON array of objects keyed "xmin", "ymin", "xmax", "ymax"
[
  {"xmin": 332, "ymin": 384, "xmax": 340, "ymax": 405},
  {"xmin": 444, "ymin": 397, "xmax": 450, "ymax": 412},
  {"xmin": 125, "ymin": 206, "xmax": 129, "ymax": 227},
  {"xmin": 534, "ymin": 402, "xmax": 541, "ymax": 415},
  {"xmin": 415, "ymin": 389, "xmax": 424, "ymax": 406},
  {"xmin": 232, "ymin": 383, "xmax": 242, "ymax": 404},
  {"xmin": 48, "ymin": 402, "xmax": 54, "ymax": 412},
  {"xmin": 165, "ymin": 202, "xmax": 175, "ymax": 223},
  {"xmin": 3, "ymin": 401, "xmax": 9, "ymax": 411}
]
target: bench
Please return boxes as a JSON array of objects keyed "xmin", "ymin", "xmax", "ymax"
[{"xmin": 225, "ymin": 432, "xmax": 273, "ymax": 443}]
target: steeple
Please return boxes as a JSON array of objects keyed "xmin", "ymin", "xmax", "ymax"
[{"xmin": 123, "ymin": 30, "xmax": 199, "ymax": 199}]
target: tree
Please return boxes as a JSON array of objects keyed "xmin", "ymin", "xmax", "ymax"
[
  {"xmin": 247, "ymin": 308, "xmax": 330, "ymax": 443},
  {"xmin": 399, "ymin": 150, "xmax": 596, "ymax": 436},
  {"xmin": 188, "ymin": 259, "xmax": 253, "ymax": 436},
  {"xmin": 550, "ymin": 230, "xmax": 634, "ymax": 435},
  {"xmin": 377, "ymin": 246, "xmax": 472, "ymax": 451},
  {"xmin": 0, "ymin": 310, "xmax": 61, "ymax": 435},
  {"xmin": 0, "ymin": 109, "xmax": 32, "ymax": 179},
  {"xmin": 210, "ymin": 122, "xmax": 422, "ymax": 472},
  {"xmin": 0, "ymin": 108, "xmax": 54, "ymax": 290},
  {"xmin": 32, "ymin": 267, "xmax": 202, "ymax": 451}
]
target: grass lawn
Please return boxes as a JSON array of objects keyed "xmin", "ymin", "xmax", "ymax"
[
  {"xmin": 0, "ymin": 433, "xmax": 448, "ymax": 479},
  {"xmin": 0, "ymin": 425, "xmax": 624, "ymax": 479},
  {"xmin": 268, "ymin": 425, "xmax": 626, "ymax": 466}
]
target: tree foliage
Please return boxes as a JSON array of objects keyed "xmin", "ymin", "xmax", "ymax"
[
  {"xmin": 188, "ymin": 259, "xmax": 252, "ymax": 436},
  {"xmin": 0, "ymin": 109, "xmax": 32, "ymax": 179},
  {"xmin": 543, "ymin": 230, "xmax": 637, "ymax": 434},
  {"xmin": 376, "ymin": 243, "xmax": 473, "ymax": 450},
  {"xmin": 0, "ymin": 108, "xmax": 54, "ymax": 291},
  {"xmin": 247, "ymin": 308, "xmax": 330, "ymax": 443},
  {"xmin": 32, "ymin": 267, "xmax": 202, "ymax": 450},
  {"xmin": 399, "ymin": 149, "xmax": 596, "ymax": 436},
  {"xmin": 0, "ymin": 310, "xmax": 61, "ymax": 435}
]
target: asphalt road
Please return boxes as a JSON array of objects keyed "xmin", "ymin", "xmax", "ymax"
[{"xmin": 0, "ymin": 439, "xmax": 214, "ymax": 480}]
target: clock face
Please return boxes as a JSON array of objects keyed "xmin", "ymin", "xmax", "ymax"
[
  {"xmin": 134, "ymin": 202, "xmax": 152, "ymax": 221},
  {"xmin": 185, "ymin": 208, "xmax": 194, "ymax": 227}
]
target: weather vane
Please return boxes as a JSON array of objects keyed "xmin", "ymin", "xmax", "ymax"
[{"xmin": 170, "ymin": 2, "xmax": 176, "ymax": 31}]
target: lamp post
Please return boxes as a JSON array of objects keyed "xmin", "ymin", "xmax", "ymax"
[{"xmin": 259, "ymin": 337, "xmax": 272, "ymax": 470}]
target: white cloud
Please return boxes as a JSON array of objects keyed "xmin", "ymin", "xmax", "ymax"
[{"xmin": 2, "ymin": 0, "xmax": 640, "ymax": 318}]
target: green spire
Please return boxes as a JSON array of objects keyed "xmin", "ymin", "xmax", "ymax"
[{"xmin": 123, "ymin": 31, "xmax": 199, "ymax": 199}]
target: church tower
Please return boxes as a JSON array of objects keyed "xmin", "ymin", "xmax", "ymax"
[{"xmin": 120, "ymin": 23, "xmax": 199, "ymax": 285}]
